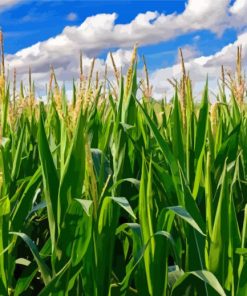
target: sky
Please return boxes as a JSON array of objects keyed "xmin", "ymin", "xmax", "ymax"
[{"xmin": 0, "ymin": 0, "xmax": 247, "ymax": 99}]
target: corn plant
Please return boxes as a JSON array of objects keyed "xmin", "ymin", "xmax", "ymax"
[{"xmin": 0, "ymin": 31, "xmax": 246, "ymax": 295}]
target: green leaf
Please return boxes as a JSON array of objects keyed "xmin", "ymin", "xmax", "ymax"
[
  {"xmin": 11, "ymin": 124, "xmax": 26, "ymax": 180},
  {"xmin": 170, "ymin": 92, "xmax": 185, "ymax": 168},
  {"xmin": 237, "ymin": 261, "xmax": 247, "ymax": 296},
  {"xmin": 14, "ymin": 262, "xmax": 37, "ymax": 296},
  {"xmin": 38, "ymin": 260, "xmax": 73, "ymax": 296},
  {"xmin": 172, "ymin": 270, "xmax": 226, "ymax": 296},
  {"xmin": 167, "ymin": 206, "xmax": 205, "ymax": 236},
  {"xmin": 11, "ymin": 168, "xmax": 41, "ymax": 231},
  {"xmin": 11, "ymin": 232, "xmax": 51, "ymax": 285},
  {"xmin": 109, "ymin": 178, "xmax": 140, "ymax": 192},
  {"xmin": 0, "ymin": 196, "xmax": 10, "ymax": 294},
  {"xmin": 109, "ymin": 197, "xmax": 136, "ymax": 220},
  {"xmin": 58, "ymin": 111, "xmax": 86, "ymax": 229},
  {"xmin": 74, "ymin": 199, "xmax": 93, "ymax": 216},
  {"xmin": 54, "ymin": 198, "xmax": 92, "ymax": 271},
  {"xmin": 38, "ymin": 114, "xmax": 59, "ymax": 250},
  {"xmin": 192, "ymin": 83, "xmax": 208, "ymax": 198}
]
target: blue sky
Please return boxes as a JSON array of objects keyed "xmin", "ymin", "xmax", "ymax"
[
  {"xmin": 1, "ymin": 0, "xmax": 187, "ymax": 65},
  {"xmin": 3, "ymin": 1, "xmax": 186, "ymax": 56},
  {"xmin": 0, "ymin": 0, "xmax": 247, "ymax": 98},
  {"xmin": 1, "ymin": 1, "xmax": 237, "ymax": 65}
]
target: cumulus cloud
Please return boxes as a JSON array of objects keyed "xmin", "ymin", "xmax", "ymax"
[
  {"xmin": 175, "ymin": 45, "xmax": 201, "ymax": 63},
  {"xmin": 0, "ymin": 0, "xmax": 24, "ymax": 12},
  {"xmin": 66, "ymin": 12, "xmax": 78, "ymax": 22},
  {"xmin": 230, "ymin": 0, "xmax": 247, "ymax": 22},
  {"xmin": 150, "ymin": 31, "xmax": 247, "ymax": 99},
  {"xmin": 3, "ymin": 0, "xmax": 247, "ymax": 98},
  {"xmin": 105, "ymin": 49, "xmax": 133, "ymax": 72},
  {"xmin": 6, "ymin": 47, "xmax": 134, "ymax": 95}
]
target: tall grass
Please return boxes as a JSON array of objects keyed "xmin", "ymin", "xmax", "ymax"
[{"xmin": 0, "ymin": 31, "xmax": 246, "ymax": 296}]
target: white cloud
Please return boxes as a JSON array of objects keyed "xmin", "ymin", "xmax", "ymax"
[
  {"xmin": 193, "ymin": 35, "xmax": 201, "ymax": 41},
  {"xmin": 229, "ymin": 0, "xmax": 247, "ymax": 25},
  {"xmin": 66, "ymin": 12, "xmax": 78, "ymax": 22},
  {"xmin": 106, "ymin": 49, "xmax": 133, "ymax": 72},
  {"xmin": 176, "ymin": 45, "xmax": 201, "ymax": 63},
  {"xmin": 150, "ymin": 31, "xmax": 247, "ymax": 100},
  {"xmin": 230, "ymin": 0, "xmax": 247, "ymax": 15},
  {"xmin": 3, "ymin": 0, "xmax": 247, "ymax": 99},
  {"xmin": 0, "ymin": 0, "xmax": 24, "ymax": 12},
  {"xmin": 183, "ymin": 0, "xmax": 230, "ymax": 31},
  {"xmin": 6, "ymin": 0, "xmax": 245, "ymax": 70}
]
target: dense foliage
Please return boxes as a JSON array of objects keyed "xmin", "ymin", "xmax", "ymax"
[{"xmin": 0, "ymin": 35, "xmax": 246, "ymax": 295}]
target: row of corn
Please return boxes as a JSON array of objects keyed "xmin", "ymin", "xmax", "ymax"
[{"xmin": 0, "ymin": 31, "xmax": 246, "ymax": 295}]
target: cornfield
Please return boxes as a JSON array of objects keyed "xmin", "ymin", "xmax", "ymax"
[{"xmin": 0, "ymin": 31, "xmax": 246, "ymax": 296}]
